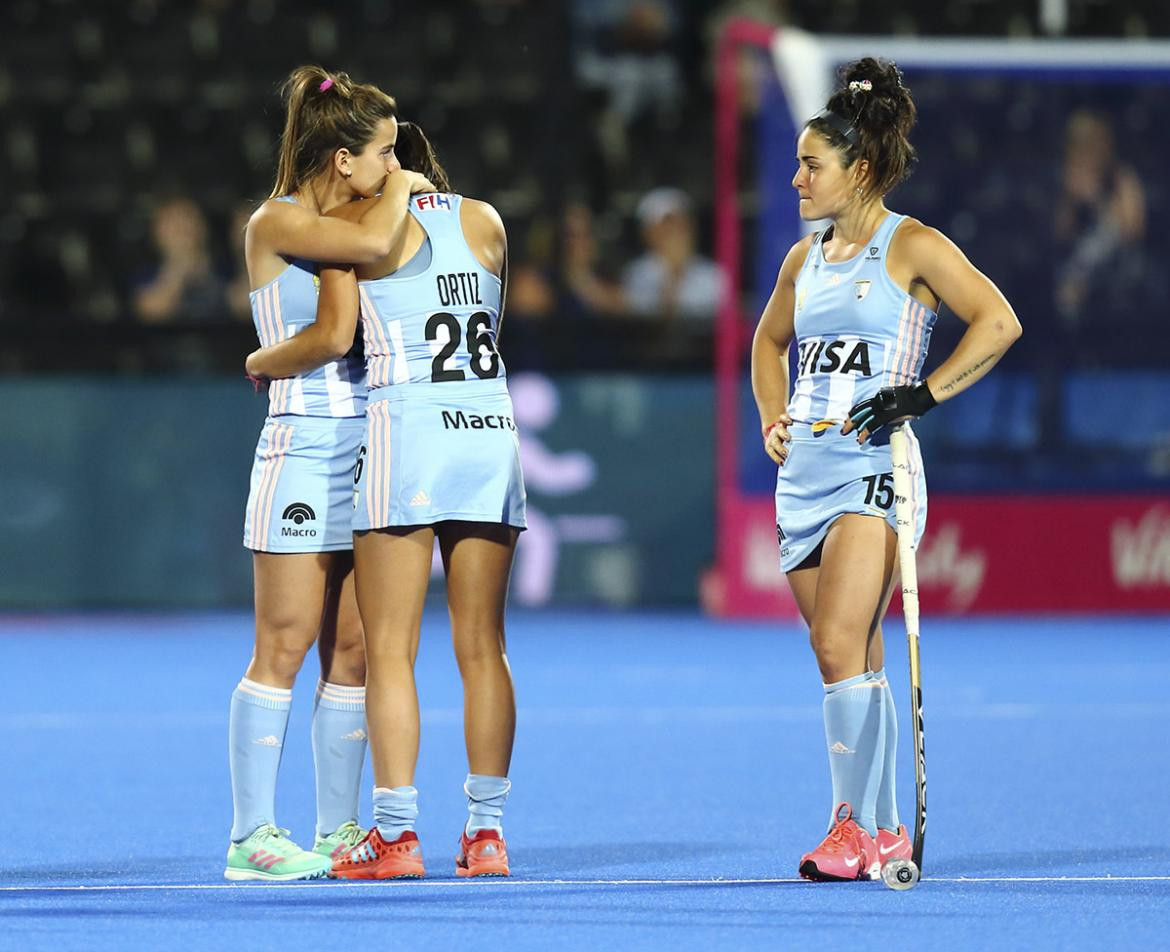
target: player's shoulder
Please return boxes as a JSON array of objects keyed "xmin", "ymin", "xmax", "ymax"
[
  {"xmin": 250, "ymin": 195, "xmax": 305, "ymax": 224},
  {"xmin": 247, "ymin": 195, "xmax": 311, "ymax": 240},
  {"xmin": 455, "ymin": 196, "xmax": 506, "ymax": 275},
  {"xmin": 459, "ymin": 197, "xmax": 505, "ymax": 236},
  {"xmin": 779, "ymin": 233, "xmax": 816, "ymax": 282},
  {"xmin": 891, "ymin": 216, "xmax": 952, "ymax": 255}
]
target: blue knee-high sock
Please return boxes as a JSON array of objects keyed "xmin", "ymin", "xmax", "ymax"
[
  {"xmin": 464, "ymin": 774, "xmax": 511, "ymax": 835},
  {"xmin": 229, "ymin": 677, "xmax": 292, "ymax": 842},
  {"xmin": 822, "ymin": 671, "xmax": 885, "ymax": 837},
  {"xmin": 312, "ymin": 681, "xmax": 368, "ymax": 837},
  {"xmin": 872, "ymin": 668, "xmax": 901, "ymax": 832},
  {"xmin": 373, "ymin": 786, "xmax": 418, "ymax": 841}
]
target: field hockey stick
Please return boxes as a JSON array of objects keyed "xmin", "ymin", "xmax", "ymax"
[{"xmin": 890, "ymin": 423, "xmax": 926, "ymax": 873}]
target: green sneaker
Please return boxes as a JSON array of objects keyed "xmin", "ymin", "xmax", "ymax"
[
  {"xmin": 313, "ymin": 820, "xmax": 369, "ymax": 862},
  {"xmin": 224, "ymin": 824, "xmax": 332, "ymax": 882}
]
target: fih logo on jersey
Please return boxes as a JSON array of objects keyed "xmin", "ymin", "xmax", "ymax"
[
  {"xmin": 281, "ymin": 502, "xmax": 318, "ymax": 538},
  {"xmin": 415, "ymin": 194, "xmax": 452, "ymax": 212}
]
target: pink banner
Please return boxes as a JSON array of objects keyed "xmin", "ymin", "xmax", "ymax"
[{"xmin": 707, "ymin": 494, "xmax": 1170, "ymax": 616}]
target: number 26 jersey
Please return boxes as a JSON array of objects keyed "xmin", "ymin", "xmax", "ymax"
[
  {"xmin": 352, "ymin": 192, "xmax": 526, "ymax": 532},
  {"xmin": 358, "ymin": 192, "xmax": 504, "ymax": 392}
]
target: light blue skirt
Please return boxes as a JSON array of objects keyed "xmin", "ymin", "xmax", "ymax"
[
  {"xmin": 774, "ymin": 422, "xmax": 926, "ymax": 572},
  {"xmin": 243, "ymin": 414, "xmax": 364, "ymax": 553},
  {"xmin": 354, "ymin": 379, "xmax": 527, "ymax": 531}
]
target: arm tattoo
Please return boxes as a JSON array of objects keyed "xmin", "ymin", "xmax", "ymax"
[{"xmin": 939, "ymin": 353, "xmax": 997, "ymax": 394}]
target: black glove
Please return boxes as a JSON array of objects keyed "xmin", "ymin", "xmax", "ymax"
[{"xmin": 847, "ymin": 382, "xmax": 936, "ymax": 437}]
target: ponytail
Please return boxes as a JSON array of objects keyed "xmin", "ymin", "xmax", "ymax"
[{"xmin": 269, "ymin": 65, "xmax": 397, "ymax": 198}]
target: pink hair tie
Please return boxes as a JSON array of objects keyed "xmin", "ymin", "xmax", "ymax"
[{"xmin": 318, "ymin": 78, "xmax": 334, "ymax": 92}]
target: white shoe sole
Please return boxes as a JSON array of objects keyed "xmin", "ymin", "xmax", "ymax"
[{"xmin": 223, "ymin": 865, "xmax": 330, "ymax": 882}]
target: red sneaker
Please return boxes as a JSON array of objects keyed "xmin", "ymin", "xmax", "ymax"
[
  {"xmin": 875, "ymin": 824, "xmax": 913, "ymax": 869},
  {"xmin": 455, "ymin": 829, "xmax": 510, "ymax": 878},
  {"xmin": 798, "ymin": 803, "xmax": 880, "ymax": 882},
  {"xmin": 330, "ymin": 828, "xmax": 425, "ymax": 880}
]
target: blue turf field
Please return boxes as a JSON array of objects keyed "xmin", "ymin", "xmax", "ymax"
[{"xmin": 2, "ymin": 610, "xmax": 1168, "ymax": 951}]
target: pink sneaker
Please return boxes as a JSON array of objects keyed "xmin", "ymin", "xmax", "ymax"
[
  {"xmin": 455, "ymin": 828, "xmax": 510, "ymax": 878},
  {"xmin": 798, "ymin": 802, "xmax": 880, "ymax": 882},
  {"xmin": 875, "ymin": 825, "xmax": 913, "ymax": 868}
]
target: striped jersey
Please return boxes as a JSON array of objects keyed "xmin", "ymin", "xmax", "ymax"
[
  {"xmin": 248, "ymin": 196, "xmax": 366, "ymax": 418},
  {"xmin": 787, "ymin": 212, "xmax": 936, "ymax": 425},
  {"xmin": 358, "ymin": 193, "xmax": 505, "ymax": 391}
]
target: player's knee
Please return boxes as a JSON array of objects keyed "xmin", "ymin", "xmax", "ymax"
[
  {"xmin": 363, "ymin": 631, "xmax": 415, "ymax": 669},
  {"xmin": 808, "ymin": 623, "xmax": 862, "ymax": 680},
  {"xmin": 329, "ymin": 633, "xmax": 367, "ymax": 685},
  {"xmin": 254, "ymin": 615, "xmax": 317, "ymax": 678},
  {"xmin": 453, "ymin": 628, "xmax": 506, "ymax": 672},
  {"xmin": 256, "ymin": 640, "xmax": 314, "ymax": 681}
]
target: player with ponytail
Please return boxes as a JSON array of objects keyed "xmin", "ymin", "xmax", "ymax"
[
  {"xmin": 254, "ymin": 121, "xmax": 524, "ymax": 880},
  {"xmin": 224, "ymin": 66, "xmax": 434, "ymax": 882}
]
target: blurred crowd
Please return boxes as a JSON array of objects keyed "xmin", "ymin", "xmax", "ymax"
[{"xmin": 1, "ymin": 0, "xmax": 1167, "ymax": 378}]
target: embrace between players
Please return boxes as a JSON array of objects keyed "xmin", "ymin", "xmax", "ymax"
[{"xmin": 223, "ymin": 58, "xmax": 1020, "ymax": 884}]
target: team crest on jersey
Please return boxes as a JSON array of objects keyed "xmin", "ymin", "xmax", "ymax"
[{"xmin": 854, "ymin": 280, "xmax": 871, "ymax": 301}]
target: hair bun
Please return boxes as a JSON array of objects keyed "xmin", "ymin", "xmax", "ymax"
[
  {"xmin": 805, "ymin": 56, "xmax": 918, "ymax": 201},
  {"xmin": 837, "ymin": 57, "xmax": 915, "ymax": 137}
]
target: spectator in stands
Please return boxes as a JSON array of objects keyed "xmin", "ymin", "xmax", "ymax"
[
  {"xmin": 1053, "ymin": 109, "xmax": 1146, "ymax": 325},
  {"xmin": 561, "ymin": 201, "xmax": 626, "ymax": 318},
  {"xmin": 132, "ymin": 196, "xmax": 227, "ymax": 323},
  {"xmin": 1041, "ymin": 109, "xmax": 1149, "ymax": 449},
  {"xmin": 501, "ymin": 258, "xmax": 557, "ymax": 369},
  {"xmin": 574, "ymin": 0, "xmax": 683, "ymax": 124},
  {"xmin": 622, "ymin": 187, "xmax": 723, "ymax": 320}
]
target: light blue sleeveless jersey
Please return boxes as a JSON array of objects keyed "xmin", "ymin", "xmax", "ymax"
[
  {"xmin": 248, "ymin": 196, "xmax": 366, "ymax": 419},
  {"xmin": 789, "ymin": 212, "xmax": 936, "ymax": 425},
  {"xmin": 241, "ymin": 195, "xmax": 366, "ymax": 553},
  {"xmin": 358, "ymin": 192, "xmax": 505, "ymax": 390},
  {"xmin": 774, "ymin": 213, "xmax": 931, "ymax": 571},
  {"xmin": 353, "ymin": 193, "xmax": 525, "ymax": 530}
]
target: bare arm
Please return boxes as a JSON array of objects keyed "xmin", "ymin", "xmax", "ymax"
[
  {"xmin": 460, "ymin": 198, "xmax": 508, "ymax": 335},
  {"xmin": 249, "ymin": 172, "xmax": 433, "ymax": 267},
  {"xmin": 751, "ymin": 236, "xmax": 812, "ymax": 465},
  {"xmin": 901, "ymin": 223, "xmax": 1022, "ymax": 405},
  {"xmin": 460, "ymin": 199, "xmax": 507, "ymax": 275},
  {"xmin": 498, "ymin": 245, "xmax": 509, "ymax": 339},
  {"xmin": 841, "ymin": 221, "xmax": 1021, "ymax": 442},
  {"xmin": 245, "ymin": 265, "xmax": 360, "ymax": 380}
]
